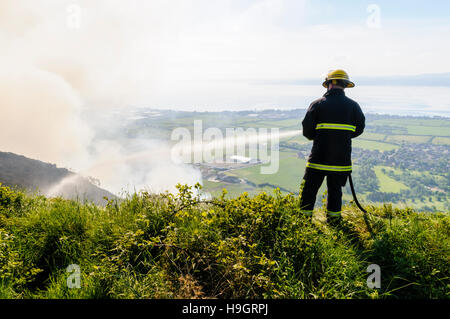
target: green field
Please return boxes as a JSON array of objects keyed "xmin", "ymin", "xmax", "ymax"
[
  {"xmin": 373, "ymin": 166, "xmax": 409, "ymax": 193},
  {"xmin": 401, "ymin": 197, "xmax": 447, "ymax": 212},
  {"xmin": 359, "ymin": 132, "xmax": 386, "ymax": 141},
  {"xmin": 405, "ymin": 125, "xmax": 450, "ymax": 136},
  {"xmin": 130, "ymin": 110, "xmax": 448, "ymax": 212},
  {"xmin": 432, "ymin": 137, "xmax": 450, "ymax": 145},
  {"xmin": 385, "ymin": 135, "xmax": 432, "ymax": 144},
  {"xmin": 371, "ymin": 118, "xmax": 450, "ymax": 136},
  {"xmin": 372, "ymin": 118, "xmax": 449, "ymax": 126},
  {"xmin": 226, "ymin": 151, "xmax": 306, "ymax": 193},
  {"xmin": 197, "ymin": 113, "xmax": 449, "ymax": 211},
  {"xmin": 205, "ymin": 150, "xmax": 329, "ymax": 202},
  {"xmin": 254, "ymin": 119, "xmax": 300, "ymax": 129},
  {"xmin": 352, "ymin": 139, "xmax": 399, "ymax": 151}
]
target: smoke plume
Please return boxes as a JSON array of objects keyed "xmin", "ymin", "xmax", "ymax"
[{"xmin": 0, "ymin": 0, "xmax": 201, "ymax": 195}]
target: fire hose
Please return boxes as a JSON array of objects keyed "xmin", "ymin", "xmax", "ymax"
[{"xmin": 349, "ymin": 174, "xmax": 368, "ymax": 214}]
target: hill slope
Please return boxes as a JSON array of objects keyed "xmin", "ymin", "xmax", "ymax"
[
  {"xmin": 0, "ymin": 184, "xmax": 448, "ymax": 299},
  {"xmin": 0, "ymin": 151, "xmax": 114, "ymax": 205}
]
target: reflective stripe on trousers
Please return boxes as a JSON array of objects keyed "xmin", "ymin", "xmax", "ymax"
[
  {"xmin": 306, "ymin": 162, "xmax": 352, "ymax": 172},
  {"xmin": 327, "ymin": 210, "xmax": 341, "ymax": 217},
  {"xmin": 299, "ymin": 170, "xmax": 348, "ymax": 213}
]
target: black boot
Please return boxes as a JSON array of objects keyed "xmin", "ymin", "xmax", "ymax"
[{"xmin": 328, "ymin": 215, "xmax": 343, "ymax": 228}]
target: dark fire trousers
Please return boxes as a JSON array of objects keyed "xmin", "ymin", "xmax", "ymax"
[{"xmin": 299, "ymin": 169, "xmax": 348, "ymax": 217}]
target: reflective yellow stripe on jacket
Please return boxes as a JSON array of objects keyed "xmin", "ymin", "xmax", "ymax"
[
  {"xmin": 316, "ymin": 123, "xmax": 356, "ymax": 132},
  {"xmin": 306, "ymin": 162, "xmax": 352, "ymax": 172}
]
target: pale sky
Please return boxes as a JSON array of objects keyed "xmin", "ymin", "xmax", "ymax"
[
  {"xmin": 1, "ymin": 0, "xmax": 450, "ymax": 108},
  {"xmin": 161, "ymin": 0, "xmax": 450, "ymax": 80},
  {"xmin": 147, "ymin": 0, "xmax": 450, "ymax": 108}
]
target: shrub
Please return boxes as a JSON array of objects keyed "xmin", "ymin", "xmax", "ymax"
[{"xmin": 0, "ymin": 184, "xmax": 448, "ymax": 299}]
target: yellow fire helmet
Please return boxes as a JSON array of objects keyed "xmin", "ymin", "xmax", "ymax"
[{"xmin": 322, "ymin": 69, "xmax": 355, "ymax": 88}]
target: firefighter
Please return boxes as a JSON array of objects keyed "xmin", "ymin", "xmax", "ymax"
[{"xmin": 299, "ymin": 69, "xmax": 365, "ymax": 225}]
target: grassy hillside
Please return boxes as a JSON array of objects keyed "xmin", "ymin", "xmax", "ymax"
[
  {"xmin": 0, "ymin": 151, "xmax": 115, "ymax": 205},
  {"xmin": 0, "ymin": 183, "xmax": 448, "ymax": 299}
]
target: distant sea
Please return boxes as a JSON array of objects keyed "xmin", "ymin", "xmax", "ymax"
[
  {"xmin": 159, "ymin": 85, "xmax": 450, "ymax": 118},
  {"xmin": 256, "ymin": 85, "xmax": 450, "ymax": 117},
  {"xmin": 351, "ymin": 85, "xmax": 450, "ymax": 117}
]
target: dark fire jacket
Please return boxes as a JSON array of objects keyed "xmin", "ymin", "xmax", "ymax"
[{"xmin": 302, "ymin": 88, "xmax": 365, "ymax": 174}]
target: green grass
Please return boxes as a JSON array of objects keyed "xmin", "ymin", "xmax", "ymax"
[
  {"xmin": 347, "ymin": 193, "xmax": 447, "ymax": 213},
  {"xmin": 203, "ymin": 180, "xmax": 274, "ymax": 198},
  {"xmin": 374, "ymin": 166, "xmax": 409, "ymax": 193},
  {"xmin": 0, "ymin": 184, "xmax": 448, "ymax": 299}
]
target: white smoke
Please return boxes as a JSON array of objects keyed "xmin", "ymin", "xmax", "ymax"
[
  {"xmin": 80, "ymin": 139, "xmax": 203, "ymax": 195},
  {"xmin": 0, "ymin": 62, "xmax": 91, "ymax": 165},
  {"xmin": 0, "ymin": 0, "xmax": 202, "ymax": 195},
  {"xmin": 0, "ymin": 0, "xmax": 307, "ymax": 197}
]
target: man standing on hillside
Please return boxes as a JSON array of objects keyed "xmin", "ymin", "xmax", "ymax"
[{"xmin": 300, "ymin": 70, "xmax": 365, "ymax": 226}]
